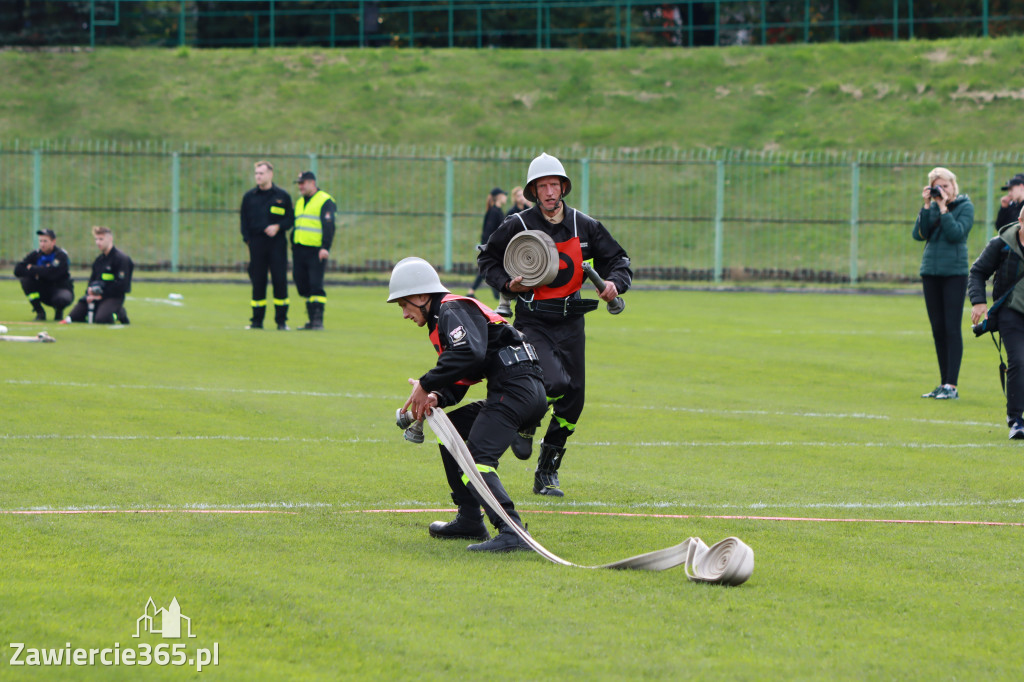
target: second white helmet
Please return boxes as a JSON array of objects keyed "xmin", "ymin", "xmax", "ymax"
[
  {"xmin": 524, "ymin": 153, "xmax": 571, "ymax": 203},
  {"xmin": 386, "ymin": 257, "xmax": 450, "ymax": 302}
]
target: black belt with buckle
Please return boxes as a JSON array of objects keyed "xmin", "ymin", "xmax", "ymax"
[
  {"xmin": 497, "ymin": 343, "xmax": 539, "ymax": 367},
  {"xmin": 521, "ymin": 297, "xmax": 599, "ymax": 316}
]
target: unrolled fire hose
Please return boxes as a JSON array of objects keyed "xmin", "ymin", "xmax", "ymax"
[
  {"xmin": 423, "ymin": 408, "xmax": 754, "ymax": 585},
  {"xmin": 0, "ymin": 331, "xmax": 56, "ymax": 343}
]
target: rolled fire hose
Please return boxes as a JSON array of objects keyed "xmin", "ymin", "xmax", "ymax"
[
  {"xmin": 424, "ymin": 408, "xmax": 754, "ymax": 585},
  {"xmin": 504, "ymin": 230, "xmax": 560, "ymax": 288}
]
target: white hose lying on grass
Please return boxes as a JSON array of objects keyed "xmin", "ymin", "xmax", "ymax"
[{"xmin": 424, "ymin": 408, "xmax": 754, "ymax": 585}]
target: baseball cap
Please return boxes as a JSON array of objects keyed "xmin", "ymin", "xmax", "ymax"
[
  {"xmin": 296, "ymin": 171, "xmax": 317, "ymax": 183},
  {"xmin": 1001, "ymin": 175, "xmax": 1024, "ymax": 191},
  {"xmin": 490, "ymin": 187, "xmax": 506, "ymax": 197},
  {"xmin": 36, "ymin": 229, "xmax": 56, "ymax": 239}
]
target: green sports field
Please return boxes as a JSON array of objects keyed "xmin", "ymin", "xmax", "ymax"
[{"xmin": 2, "ymin": 281, "xmax": 1022, "ymax": 680}]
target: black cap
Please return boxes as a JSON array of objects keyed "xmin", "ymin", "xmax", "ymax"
[
  {"xmin": 490, "ymin": 187, "xmax": 506, "ymax": 197},
  {"xmin": 1001, "ymin": 175, "xmax": 1024, "ymax": 191},
  {"xmin": 295, "ymin": 171, "xmax": 317, "ymax": 183},
  {"xmin": 36, "ymin": 229, "xmax": 56, "ymax": 239}
]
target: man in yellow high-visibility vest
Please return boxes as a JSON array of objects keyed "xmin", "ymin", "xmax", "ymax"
[{"xmin": 292, "ymin": 171, "xmax": 337, "ymax": 330}]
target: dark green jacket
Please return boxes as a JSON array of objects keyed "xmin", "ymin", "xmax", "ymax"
[{"xmin": 912, "ymin": 195, "xmax": 974, "ymax": 276}]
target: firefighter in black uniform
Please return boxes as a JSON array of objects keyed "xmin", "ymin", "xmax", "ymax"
[
  {"xmin": 240, "ymin": 160, "xmax": 293, "ymax": 330},
  {"xmin": 389, "ymin": 257, "xmax": 547, "ymax": 553},
  {"xmin": 65, "ymin": 225, "xmax": 133, "ymax": 324},
  {"xmin": 292, "ymin": 171, "xmax": 336, "ymax": 330},
  {"xmin": 478, "ymin": 153, "xmax": 632, "ymax": 498},
  {"xmin": 13, "ymin": 228, "xmax": 74, "ymax": 321}
]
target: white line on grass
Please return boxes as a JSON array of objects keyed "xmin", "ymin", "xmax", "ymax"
[{"xmin": 0, "ymin": 433, "xmax": 387, "ymax": 443}]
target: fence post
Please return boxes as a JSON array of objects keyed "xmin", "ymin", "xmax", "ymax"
[
  {"xmin": 579, "ymin": 159, "xmax": 590, "ymax": 215},
  {"xmin": 849, "ymin": 162, "xmax": 860, "ymax": 284},
  {"xmin": 444, "ymin": 156, "xmax": 454, "ymax": 272},
  {"xmin": 32, "ymin": 150, "xmax": 41, "ymax": 239},
  {"xmin": 982, "ymin": 0, "xmax": 989, "ymax": 37},
  {"xmin": 270, "ymin": 0, "xmax": 276, "ymax": 48},
  {"xmin": 625, "ymin": 0, "xmax": 632, "ymax": 48},
  {"xmin": 171, "ymin": 152, "xmax": 180, "ymax": 273},
  {"xmin": 713, "ymin": 159, "xmax": 724, "ymax": 282},
  {"xmin": 307, "ymin": 152, "xmax": 318, "ymax": 177},
  {"xmin": 986, "ymin": 161, "xmax": 995, "ymax": 234},
  {"xmin": 179, "ymin": 0, "xmax": 186, "ymax": 46}
]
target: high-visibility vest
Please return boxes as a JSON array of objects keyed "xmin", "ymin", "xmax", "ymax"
[{"xmin": 293, "ymin": 190, "xmax": 333, "ymax": 247}]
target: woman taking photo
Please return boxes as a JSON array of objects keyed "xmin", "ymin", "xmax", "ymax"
[{"xmin": 913, "ymin": 167, "xmax": 975, "ymax": 400}]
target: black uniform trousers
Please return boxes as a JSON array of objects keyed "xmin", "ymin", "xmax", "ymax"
[
  {"xmin": 999, "ymin": 308, "xmax": 1024, "ymax": 421},
  {"xmin": 67, "ymin": 296, "xmax": 128, "ymax": 324},
  {"xmin": 292, "ymin": 245, "xmax": 326, "ymax": 300},
  {"xmin": 247, "ymin": 233, "xmax": 289, "ymax": 324},
  {"xmin": 514, "ymin": 313, "xmax": 586, "ymax": 449},
  {"xmin": 439, "ymin": 366, "xmax": 546, "ymax": 530},
  {"xmin": 19, "ymin": 278, "xmax": 73, "ymax": 314},
  {"xmin": 922, "ymin": 274, "xmax": 967, "ymax": 386}
]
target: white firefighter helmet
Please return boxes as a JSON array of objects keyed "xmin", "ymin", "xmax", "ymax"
[
  {"xmin": 523, "ymin": 152, "xmax": 572, "ymax": 203},
  {"xmin": 386, "ymin": 257, "xmax": 450, "ymax": 302}
]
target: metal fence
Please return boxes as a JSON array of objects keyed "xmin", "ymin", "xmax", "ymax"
[
  {"xmin": 5, "ymin": 1, "xmax": 1024, "ymax": 49},
  {"xmin": 2, "ymin": 141, "xmax": 1022, "ymax": 283}
]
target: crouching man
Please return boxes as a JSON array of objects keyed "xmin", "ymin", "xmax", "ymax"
[
  {"xmin": 65, "ymin": 225, "xmax": 134, "ymax": 324},
  {"xmin": 389, "ymin": 257, "xmax": 546, "ymax": 552}
]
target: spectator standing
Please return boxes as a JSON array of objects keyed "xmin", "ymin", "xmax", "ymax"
[
  {"xmin": 292, "ymin": 171, "xmax": 336, "ymax": 330},
  {"xmin": 995, "ymin": 175, "xmax": 1024, "ymax": 232},
  {"xmin": 913, "ymin": 167, "xmax": 974, "ymax": 400},
  {"xmin": 506, "ymin": 186, "xmax": 532, "ymax": 217},
  {"xmin": 240, "ymin": 161, "xmax": 293, "ymax": 330},
  {"xmin": 467, "ymin": 187, "xmax": 506, "ymax": 300},
  {"xmin": 13, "ymin": 228, "xmax": 74, "ymax": 321},
  {"xmin": 969, "ymin": 205, "xmax": 1024, "ymax": 439}
]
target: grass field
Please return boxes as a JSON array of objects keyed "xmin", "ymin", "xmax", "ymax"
[
  {"xmin": 2, "ymin": 281, "xmax": 1023, "ymax": 680},
  {"xmin": 2, "ymin": 37, "xmax": 1023, "ymax": 152}
]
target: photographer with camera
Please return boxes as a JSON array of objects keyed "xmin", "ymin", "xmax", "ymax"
[
  {"xmin": 64, "ymin": 225, "xmax": 134, "ymax": 325},
  {"xmin": 995, "ymin": 175, "xmax": 1024, "ymax": 232},
  {"xmin": 968, "ymin": 204, "xmax": 1024, "ymax": 439},
  {"xmin": 913, "ymin": 167, "xmax": 975, "ymax": 400}
]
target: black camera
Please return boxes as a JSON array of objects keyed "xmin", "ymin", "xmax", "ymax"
[
  {"xmin": 929, "ymin": 186, "xmax": 943, "ymax": 198},
  {"xmin": 972, "ymin": 317, "xmax": 994, "ymax": 337},
  {"xmin": 87, "ymin": 280, "xmax": 104, "ymax": 296}
]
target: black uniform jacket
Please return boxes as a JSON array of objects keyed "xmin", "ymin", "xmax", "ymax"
[
  {"xmin": 477, "ymin": 203, "xmax": 632, "ymax": 321},
  {"xmin": 419, "ymin": 294, "xmax": 532, "ymax": 408},
  {"xmin": 88, "ymin": 246, "xmax": 134, "ymax": 299},
  {"xmin": 14, "ymin": 246, "xmax": 74, "ymax": 291},
  {"xmin": 240, "ymin": 184, "xmax": 294, "ymax": 243}
]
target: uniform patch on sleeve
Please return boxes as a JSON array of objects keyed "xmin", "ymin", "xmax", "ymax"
[{"xmin": 448, "ymin": 325, "xmax": 467, "ymax": 344}]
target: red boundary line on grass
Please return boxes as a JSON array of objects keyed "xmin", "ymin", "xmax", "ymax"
[
  {"xmin": 351, "ymin": 508, "xmax": 1024, "ymax": 527},
  {"xmin": 2, "ymin": 509, "xmax": 298, "ymax": 515}
]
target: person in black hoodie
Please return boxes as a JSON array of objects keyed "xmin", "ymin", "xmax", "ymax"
[
  {"xmin": 466, "ymin": 187, "xmax": 506, "ymax": 300},
  {"xmin": 64, "ymin": 226, "xmax": 133, "ymax": 325},
  {"xmin": 969, "ymin": 205, "xmax": 1024, "ymax": 440},
  {"xmin": 13, "ymin": 228, "xmax": 74, "ymax": 321}
]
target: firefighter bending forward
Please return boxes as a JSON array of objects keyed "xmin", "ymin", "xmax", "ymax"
[{"xmin": 389, "ymin": 257, "xmax": 546, "ymax": 553}]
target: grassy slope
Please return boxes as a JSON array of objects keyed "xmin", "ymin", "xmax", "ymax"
[
  {"xmin": 2, "ymin": 37, "xmax": 1023, "ymax": 151},
  {"xmin": 2, "ymin": 285, "xmax": 1023, "ymax": 679}
]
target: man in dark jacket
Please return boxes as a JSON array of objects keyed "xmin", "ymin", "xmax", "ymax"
[
  {"xmin": 969, "ymin": 205, "xmax": 1024, "ymax": 440},
  {"xmin": 240, "ymin": 160, "xmax": 293, "ymax": 330},
  {"xmin": 995, "ymin": 175, "xmax": 1024, "ymax": 233},
  {"xmin": 13, "ymin": 228, "xmax": 74, "ymax": 321},
  {"xmin": 477, "ymin": 153, "xmax": 632, "ymax": 497},
  {"xmin": 291, "ymin": 171, "xmax": 336, "ymax": 330},
  {"xmin": 389, "ymin": 257, "xmax": 547, "ymax": 552},
  {"xmin": 64, "ymin": 225, "xmax": 133, "ymax": 324}
]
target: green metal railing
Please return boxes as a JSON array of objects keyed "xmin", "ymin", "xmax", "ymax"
[
  {"xmin": 2, "ymin": 141, "xmax": 1021, "ymax": 284},
  {"xmin": 5, "ymin": 1, "xmax": 1023, "ymax": 50}
]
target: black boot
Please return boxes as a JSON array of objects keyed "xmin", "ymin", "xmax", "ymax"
[
  {"xmin": 311, "ymin": 302, "xmax": 324, "ymax": 330},
  {"xmin": 467, "ymin": 526, "xmax": 532, "ymax": 553},
  {"xmin": 428, "ymin": 506, "xmax": 489, "ymax": 541},
  {"xmin": 275, "ymin": 304, "xmax": 290, "ymax": 331},
  {"xmin": 247, "ymin": 306, "xmax": 265, "ymax": 330},
  {"xmin": 510, "ymin": 421, "xmax": 537, "ymax": 460},
  {"xmin": 533, "ymin": 443, "xmax": 566, "ymax": 497},
  {"xmin": 54, "ymin": 307, "xmax": 65, "ymax": 322},
  {"xmin": 30, "ymin": 299, "xmax": 46, "ymax": 321},
  {"xmin": 299, "ymin": 301, "xmax": 315, "ymax": 330}
]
